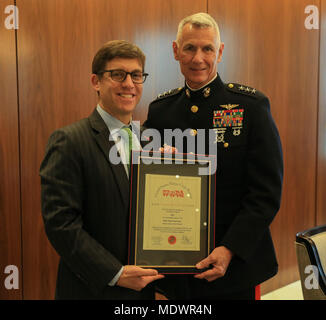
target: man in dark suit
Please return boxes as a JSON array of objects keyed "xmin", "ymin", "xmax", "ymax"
[
  {"xmin": 144, "ymin": 13, "xmax": 283, "ymax": 300},
  {"xmin": 40, "ymin": 40, "xmax": 164, "ymax": 299}
]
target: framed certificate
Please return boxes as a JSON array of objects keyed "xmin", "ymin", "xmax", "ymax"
[{"xmin": 128, "ymin": 151, "xmax": 216, "ymax": 274}]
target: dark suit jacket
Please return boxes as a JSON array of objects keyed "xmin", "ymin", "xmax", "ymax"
[
  {"xmin": 143, "ymin": 74, "xmax": 283, "ymax": 298},
  {"xmin": 40, "ymin": 108, "xmax": 154, "ymax": 300}
]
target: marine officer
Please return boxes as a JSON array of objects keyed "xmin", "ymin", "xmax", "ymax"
[{"xmin": 143, "ymin": 12, "xmax": 283, "ymax": 300}]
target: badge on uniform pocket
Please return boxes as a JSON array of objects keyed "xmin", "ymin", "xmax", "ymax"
[{"xmin": 213, "ymin": 108, "xmax": 244, "ymax": 144}]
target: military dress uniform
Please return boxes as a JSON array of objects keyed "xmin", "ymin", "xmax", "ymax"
[{"xmin": 143, "ymin": 74, "xmax": 283, "ymax": 300}]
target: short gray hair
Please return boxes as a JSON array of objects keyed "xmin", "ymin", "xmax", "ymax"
[{"xmin": 175, "ymin": 12, "xmax": 221, "ymax": 47}]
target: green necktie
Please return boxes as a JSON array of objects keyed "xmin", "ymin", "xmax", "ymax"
[{"xmin": 122, "ymin": 126, "xmax": 133, "ymax": 170}]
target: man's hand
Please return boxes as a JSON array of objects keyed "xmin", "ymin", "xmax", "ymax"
[
  {"xmin": 194, "ymin": 246, "xmax": 233, "ymax": 282},
  {"xmin": 159, "ymin": 144, "xmax": 178, "ymax": 153},
  {"xmin": 155, "ymin": 292, "xmax": 169, "ymax": 300},
  {"xmin": 117, "ymin": 265, "xmax": 165, "ymax": 291}
]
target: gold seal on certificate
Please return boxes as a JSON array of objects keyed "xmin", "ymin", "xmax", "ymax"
[
  {"xmin": 128, "ymin": 152, "xmax": 216, "ymax": 274},
  {"xmin": 143, "ymin": 174, "xmax": 201, "ymax": 251}
]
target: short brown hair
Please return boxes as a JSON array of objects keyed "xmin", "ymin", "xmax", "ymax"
[{"xmin": 92, "ymin": 40, "xmax": 146, "ymax": 76}]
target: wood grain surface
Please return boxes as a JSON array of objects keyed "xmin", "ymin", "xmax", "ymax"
[
  {"xmin": 0, "ymin": 0, "xmax": 22, "ymax": 300},
  {"xmin": 317, "ymin": 0, "xmax": 326, "ymax": 226}
]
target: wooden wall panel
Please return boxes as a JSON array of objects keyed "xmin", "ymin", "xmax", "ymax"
[
  {"xmin": 0, "ymin": 0, "xmax": 22, "ymax": 299},
  {"xmin": 208, "ymin": 0, "xmax": 320, "ymax": 293},
  {"xmin": 16, "ymin": 0, "xmax": 206, "ymax": 299},
  {"xmin": 317, "ymin": 0, "xmax": 326, "ymax": 226}
]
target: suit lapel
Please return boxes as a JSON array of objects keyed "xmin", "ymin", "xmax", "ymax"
[
  {"xmin": 139, "ymin": 125, "xmax": 152, "ymax": 148},
  {"xmin": 88, "ymin": 109, "xmax": 130, "ymax": 208}
]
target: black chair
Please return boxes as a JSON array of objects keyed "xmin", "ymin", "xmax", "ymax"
[{"xmin": 295, "ymin": 224, "xmax": 326, "ymax": 300}]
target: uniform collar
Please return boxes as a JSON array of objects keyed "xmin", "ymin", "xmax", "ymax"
[
  {"xmin": 184, "ymin": 73, "xmax": 224, "ymax": 100},
  {"xmin": 186, "ymin": 74, "xmax": 217, "ymax": 91}
]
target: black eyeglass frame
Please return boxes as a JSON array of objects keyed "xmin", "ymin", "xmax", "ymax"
[{"xmin": 97, "ymin": 69, "xmax": 149, "ymax": 84}]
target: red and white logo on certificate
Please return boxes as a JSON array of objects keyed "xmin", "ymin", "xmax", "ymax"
[{"xmin": 168, "ymin": 235, "xmax": 176, "ymax": 245}]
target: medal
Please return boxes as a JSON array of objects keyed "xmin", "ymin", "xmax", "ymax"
[
  {"xmin": 213, "ymin": 128, "xmax": 226, "ymax": 143},
  {"xmin": 213, "ymin": 108, "xmax": 244, "ymax": 143}
]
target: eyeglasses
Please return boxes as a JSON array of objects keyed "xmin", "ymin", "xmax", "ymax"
[{"xmin": 97, "ymin": 69, "xmax": 149, "ymax": 84}]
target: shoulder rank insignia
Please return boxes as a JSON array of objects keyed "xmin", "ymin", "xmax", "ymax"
[
  {"xmin": 156, "ymin": 87, "xmax": 183, "ymax": 100},
  {"xmin": 226, "ymin": 83, "xmax": 261, "ymax": 98}
]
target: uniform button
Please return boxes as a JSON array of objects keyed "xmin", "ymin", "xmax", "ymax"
[
  {"xmin": 191, "ymin": 105, "xmax": 199, "ymax": 113},
  {"xmin": 228, "ymin": 83, "xmax": 234, "ymax": 88},
  {"xmin": 224, "ymin": 142, "xmax": 229, "ymax": 148},
  {"xmin": 190, "ymin": 129, "xmax": 197, "ymax": 136}
]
